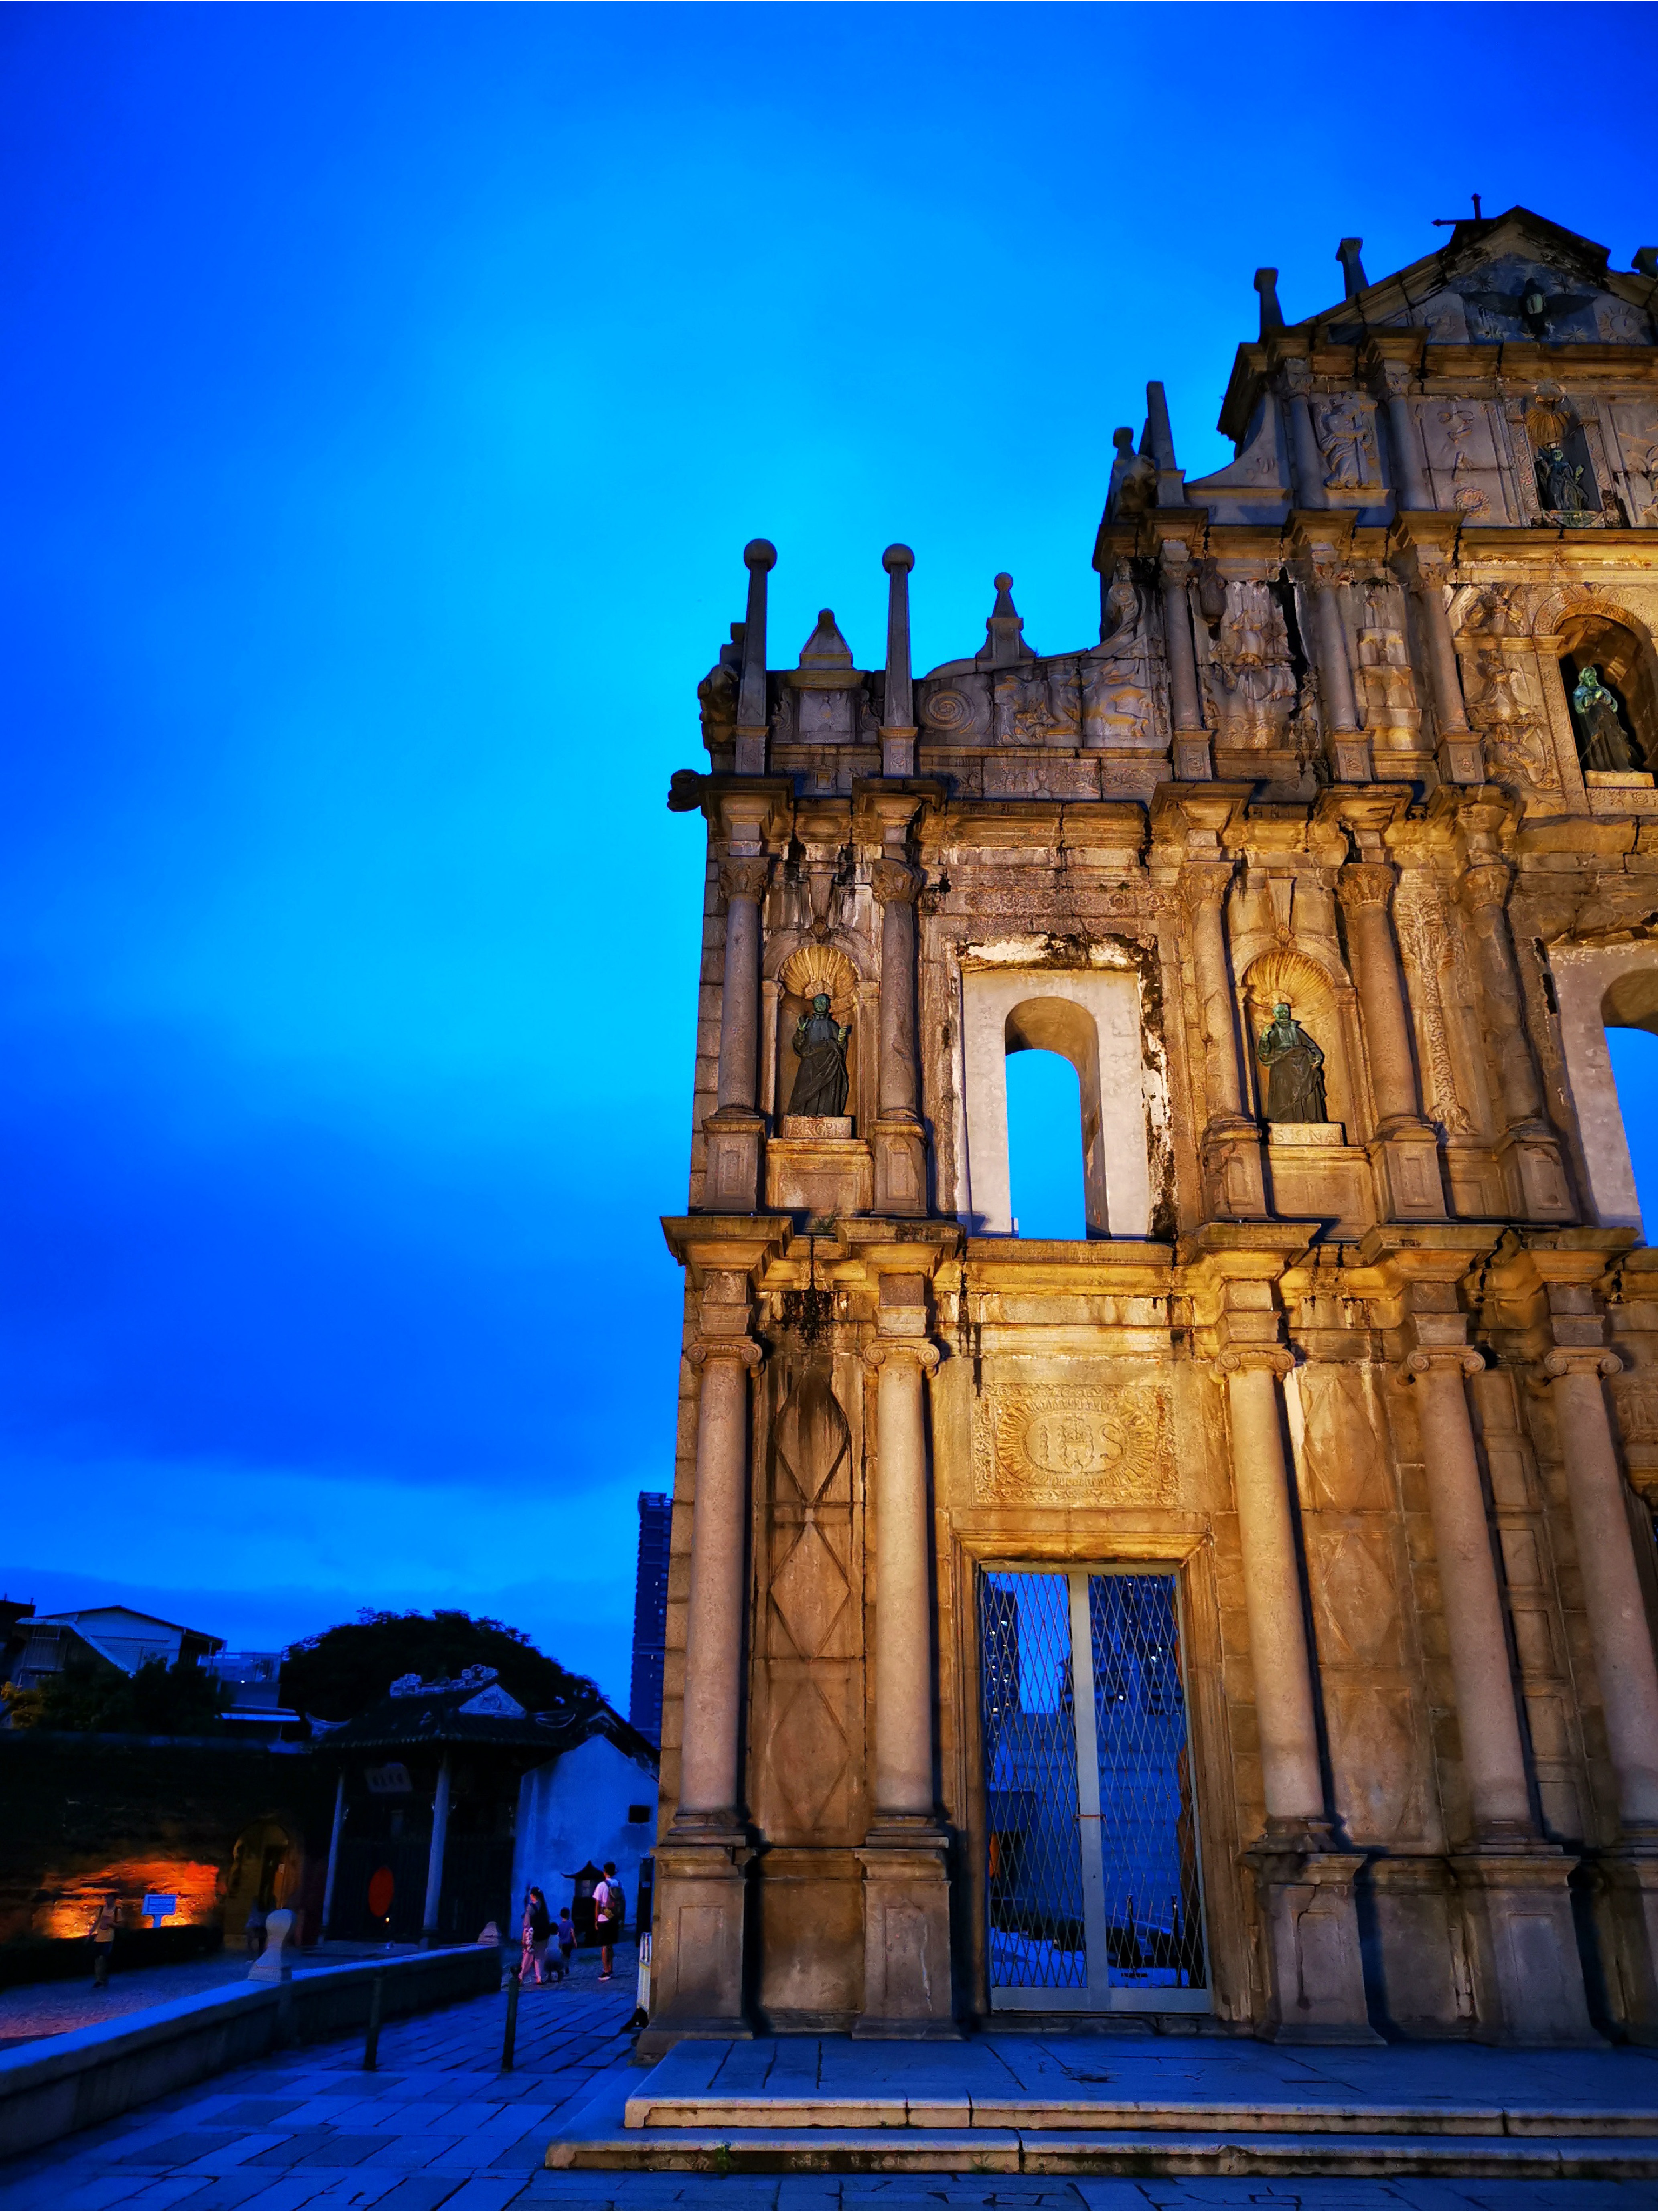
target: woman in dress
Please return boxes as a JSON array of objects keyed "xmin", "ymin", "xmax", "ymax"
[{"xmin": 520, "ymin": 1886, "xmax": 551, "ymax": 1985}]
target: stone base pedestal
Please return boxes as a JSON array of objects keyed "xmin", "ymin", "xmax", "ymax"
[
  {"xmin": 638, "ymin": 1825, "xmax": 754, "ymax": 2054},
  {"xmin": 871, "ymin": 1119, "xmax": 928, "ymax": 1218},
  {"xmin": 1493, "ymin": 1121, "xmax": 1573, "ymax": 1222},
  {"xmin": 765, "ymin": 1133, "xmax": 873, "ymax": 1218},
  {"xmin": 1591, "ymin": 1846, "xmax": 1658, "ymax": 2043},
  {"xmin": 1451, "ymin": 1851, "xmax": 1598, "ymax": 2045},
  {"xmin": 1364, "ymin": 1855, "xmax": 1476, "ymax": 2037},
  {"xmin": 1201, "ymin": 1116, "xmax": 1267, "ymax": 1218},
  {"xmin": 1328, "ymin": 735, "xmax": 1374, "ymax": 784},
  {"xmin": 1173, "ymin": 734, "xmax": 1212, "ymax": 781},
  {"xmin": 852, "ymin": 1824, "xmax": 959, "ymax": 2038},
  {"xmin": 703, "ymin": 1111, "xmax": 764, "ymax": 1214},
  {"xmin": 1439, "ymin": 735, "xmax": 1485, "ymax": 786},
  {"xmin": 1263, "ymin": 1127, "xmax": 1375, "ymax": 1239},
  {"xmin": 1247, "ymin": 1841, "xmax": 1381, "ymax": 2044},
  {"xmin": 1370, "ymin": 1122, "xmax": 1447, "ymax": 1221}
]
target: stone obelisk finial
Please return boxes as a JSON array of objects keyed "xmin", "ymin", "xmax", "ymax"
[
  {"xmin": 1336, "ymin": 237, "xmax": 1369, "ymax": 298},
  {"xmin": 1254, "ymin": 267, "xmax": 1284, "ymax": 337},
  {"xmin": 734, "ymin": 539, "xmax": 776, "ymax": 775},
  {"xmin": 880, "ymin": 544, "xmax": 916, "ymax": 777},
  {"xmin": 1145, "ymin": 381, "xmax": 1186, "ymax": 507}
]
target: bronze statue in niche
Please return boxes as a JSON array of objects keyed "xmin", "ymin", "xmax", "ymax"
[
  {"xmin": 1257, "ymin": 1003, "xmax": 1328, "ymax": 1123},
  {"xmin": 1570, "ymin": 663, "xmax": 1639, "ymax": 773},
  {"xmin": 789, "ymin": 992, "xmax": 851, "ymax": 1117}
]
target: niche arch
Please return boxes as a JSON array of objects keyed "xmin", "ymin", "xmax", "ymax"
[
  {"xmin": 1536, "ymin": 591, "xmax": 1658, "ymax": 776},
  {"xmin": 1238, "ymin": 947, "xmax": 1356, "ymax": 1132},
  {"xmin": 1005, "ymin": 996, "xmax": 1105, "ymax": 1236},
  {"xmin": 761, "ymin": 936, "xmax": 867, "ymax": 1128}
]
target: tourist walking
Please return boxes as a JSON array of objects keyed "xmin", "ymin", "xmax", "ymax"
[
  {"xmin": 519, "ymin": 1886, "xmax": 551, "ymax": 1984},
  {"xmin": 89, "ymin": 1894, "xmax": 118, "ymax": 1989},
  {"xmin": 553, "ymin": 1907, "xmax": 576, "ymax": 1980},
  {"xmin": 592, "ymin": 1861, "xmax": 624, "ymax": 1981}
]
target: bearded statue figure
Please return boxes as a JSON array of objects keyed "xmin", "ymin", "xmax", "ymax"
[
  {"xmin": 1256, "ymin": 1003, "xmax": 1328, "ymax": 1124},
  {"xmin": 788, "ymin": 992, "xmax": 852, "ymax": 1118}
]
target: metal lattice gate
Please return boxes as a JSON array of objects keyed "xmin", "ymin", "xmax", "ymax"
[{"xmin": 979, "ymin": 1567, "xmax": 1209, "ymax": 2013}]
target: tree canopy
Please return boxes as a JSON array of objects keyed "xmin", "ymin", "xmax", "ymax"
[
  {"xmin": 3, "ymin": 1653, "xmax": 229, "ymax": 1735},
  {"xmin": 279, "ymin": 1608, "xmax": 596, "ymax": 1723}
]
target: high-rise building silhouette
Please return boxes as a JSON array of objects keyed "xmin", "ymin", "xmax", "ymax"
[{"xmin": 628, "ymin": 1491, "xmax": 671, "ymax": 1744}]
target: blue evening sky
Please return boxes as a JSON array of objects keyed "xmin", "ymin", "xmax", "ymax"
[{"xmin": 3, "ymin": 3, "xmax": 1656, "ymax": 1702}]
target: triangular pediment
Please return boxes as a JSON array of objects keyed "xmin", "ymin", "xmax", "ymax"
[{"xmin": 1301, "ymin": 208, "xmax": 1653, "ymax": 348}]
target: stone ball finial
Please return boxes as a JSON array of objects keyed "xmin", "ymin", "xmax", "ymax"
[
  {"xmin": 994, "ymin": 572, "xmax": 1013, "ymax": 592},
  {"xmin": 743, "ymin": 539, "xmax": 777, "ymax": 571},
  {"xmin": 1112, "ymin": 426, "xmax": 1136, "ymax": 456},
  {"xmin": 882, "ymin": 544, "xmax": 914, "ymax": 574}
]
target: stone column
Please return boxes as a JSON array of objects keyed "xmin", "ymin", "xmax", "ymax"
[
  {"xmin": 1185, "ymin": 864, "xmax": 1264, "ymax": 1217},
  {"xmin": 1222, "ymin": 1347, "xmax": 1377, "ymax": 2041},
  {"xmin": 679, "ymin": 1336, "xmax": 763, "ymax": 1820},
  {"xmin": 1390, "ymin": 526, "xmax": 1482, "ymax": 784},
  {"xmin": 870, "ymin": 859, "xmax": 927, "ymax": 1217},
  {"xmin": 858, "ymin": 1327, "xmax": 955, "ymax": 2036},
  {"xmin": 879, "ymin": 544, "xmax": 917, "ymax": 778},
  {"xmin": 421, "ymin": 1754, "xmax": 450, "ymax": 1946},
  {"xmin": 1159, "ymin": 539, "xmax": 1209, "ymax": 780},
  {"xmin": 1337, "ymin": 863, "xmax": 1445, "ymax": 1219},
  {"xmin": 1551, "ymin": 1347, "xmax": 1658, "ymax": 2039},
  {"xmin": 704, "ymin": 856, "xmax": 770, "ymax": 1212},
  {"xmin": 320, "ymin": 1771, "xmax": 345, "ymax": 1938},
  {"xmin": 1400, "ymin": 1343, "xmax": 1595, "ymax": 2041},
  {"xmin": 1551, "ymin": 1351, "xmax": 1658, "ymax": 1829},
  {"xmin": 1303, "ymin": 549, "xmax": 1370, "ymax": 782},
  {"xmin": 1459, "ymin": 859, "xmax": 1570, "ymax": 1221},
  {"xmin": 648, "ymin": 1326, "xmax": 762, "ymax": 2041},
  {"xmin": 1406, "ymin": 1350, "xmax": 1534, "ymax": 1838},
  {"xmin": 1380, "ymin": 364, "xmax": 1432, "ymax": 511}
]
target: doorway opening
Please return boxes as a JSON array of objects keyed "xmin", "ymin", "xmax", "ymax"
[{"xmin": 978, "ymin": 1566, "xmax": 1208, "ymax": 2013}]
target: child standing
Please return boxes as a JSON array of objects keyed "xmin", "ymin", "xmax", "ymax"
[{"xmin": 553, "ymin": 1907, "xmax": 576, "ymax": 1981}]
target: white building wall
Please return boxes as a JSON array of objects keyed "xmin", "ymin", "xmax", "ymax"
[{"xmin": 511, "ymin": 1733, "xmax": 658, "ymax": 1931}]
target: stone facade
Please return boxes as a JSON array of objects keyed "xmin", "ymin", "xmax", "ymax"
[{"xmin": 651, "ymin": 208, "xmax": 1658, "ymax": 2046}]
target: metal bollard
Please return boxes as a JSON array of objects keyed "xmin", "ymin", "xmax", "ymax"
[
  {"xmin": 363, "ymin": 1967, "xmax": 385, "ymax": 2072},
  {"xmin": 501, "ymin": 1964, "xmax": 521, "ymax": 2074}
]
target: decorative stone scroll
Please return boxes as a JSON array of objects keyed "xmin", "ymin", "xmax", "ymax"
[{"xmin": 973, "ymin": 1381, "xmax": 1172, "ymax": 1506}]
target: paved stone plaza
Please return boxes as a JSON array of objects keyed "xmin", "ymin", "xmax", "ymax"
[{"xmin": 4, "ymin": 1950, "xmax": 1658, "ymax": 2211}]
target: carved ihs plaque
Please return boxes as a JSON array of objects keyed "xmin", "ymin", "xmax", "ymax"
[{"xmin": 974, "ymin": 1382, "xmax": 1172, "ymax": 1505}]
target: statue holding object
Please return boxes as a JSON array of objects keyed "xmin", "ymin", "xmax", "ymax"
[
  {"xmin": 1571, "ymin": 664, "xmax": 1637, "ymax": 774},
  {"xmin": 1257, "ymin": 1003, "xmax": 1328, "ymax": 1124},
  {"xmin": 789, "ymin": 992, "xmax": 851, "ymax": 1118}
]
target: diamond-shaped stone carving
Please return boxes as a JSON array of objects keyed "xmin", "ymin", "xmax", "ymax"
[
  {"xmin": 769, "ymin": 1676, "xmax": 850, "ymax": 1834},
  {"xmin": 770, "ymin": 1519, "xmax": 850, "ymax": 1661}
]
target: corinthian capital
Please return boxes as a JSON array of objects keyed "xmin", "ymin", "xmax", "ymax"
[
  {"xmin": 870, "ymin": 858, "xmax": 920, "ymax": 907},
  {"xmin": 863, "ymin": 1339, "xmax": 941, "ymax": 1376},
  {"xmin": 1460, "ymin": 860, "xmax": 1511, "ymax": 912},
  {"xmin": 1337, "ymin": 863, "xmax": 1396, "ymax": 912},
  {"xmin": 1181, "ymin": 860, "xmax": 1235, "ymax": 913},
  {"xmin": 718, "ymin": 857, "xmax": 772, "ymax": 905}
]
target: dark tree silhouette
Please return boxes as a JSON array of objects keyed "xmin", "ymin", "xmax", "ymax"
[{"xmin": 280, "ymin": 1608, "xmax": 595, "ymax": 1723}]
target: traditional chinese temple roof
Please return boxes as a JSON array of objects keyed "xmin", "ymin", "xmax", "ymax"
[{"xmin": 316, "ymin": 1665, "xmax": 658, "ymax": 1768}]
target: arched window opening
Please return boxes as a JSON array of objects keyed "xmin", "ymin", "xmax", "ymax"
[
  {"xmin": 1006, "ymin": 1049, "xmax": 1085, "ymax": 1240},
  {"xmin": 1557, "ymin": 614, "xmax": 1658, "ymax": 777},
  {"xmin": 1608, "ymin": 1027, "xmax": 1658, "ymax": 1234}
]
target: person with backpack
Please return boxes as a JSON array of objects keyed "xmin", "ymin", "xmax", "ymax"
[
  {"xmin": 592, "ymin": 1861, "xmax": 625, "ymax": 1980},
  {"xmin": 519, "ymin": 1886, "xmax": 551, "ymax": 1985}
]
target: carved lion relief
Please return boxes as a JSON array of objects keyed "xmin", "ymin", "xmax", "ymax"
[{"xmin": 973, "ymin": 1381, "xmax": 1172, "ymax": 1506}]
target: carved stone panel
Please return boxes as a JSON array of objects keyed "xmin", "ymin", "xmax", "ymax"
[
  {"xmin": 972, "ymin": 1379, "xmax": 1173, "ymax": 1507},
  {"xmin": 755, "ymin": 1355, "xmax": 865, "ymax": 1848}
]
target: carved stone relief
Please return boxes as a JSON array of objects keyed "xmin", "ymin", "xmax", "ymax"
[
  {"xmin": 1388, "ymin": 873, "xmax": 1474, "ymax": 1134},
  {"xmin": 1194, "ymin": 579, "xmax": 1297, "ymax": 747},
  {"xmin": 758, "ymin": 1358, "xmax": 862, "ymax": 1843},
  {"xmin": 1419, "ymin": 399, "xmax": 1512, "ymax": 522},
  {"xmin": 972, "ymin": 1380, "xmax": 1173, "ymax": 1507}
]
